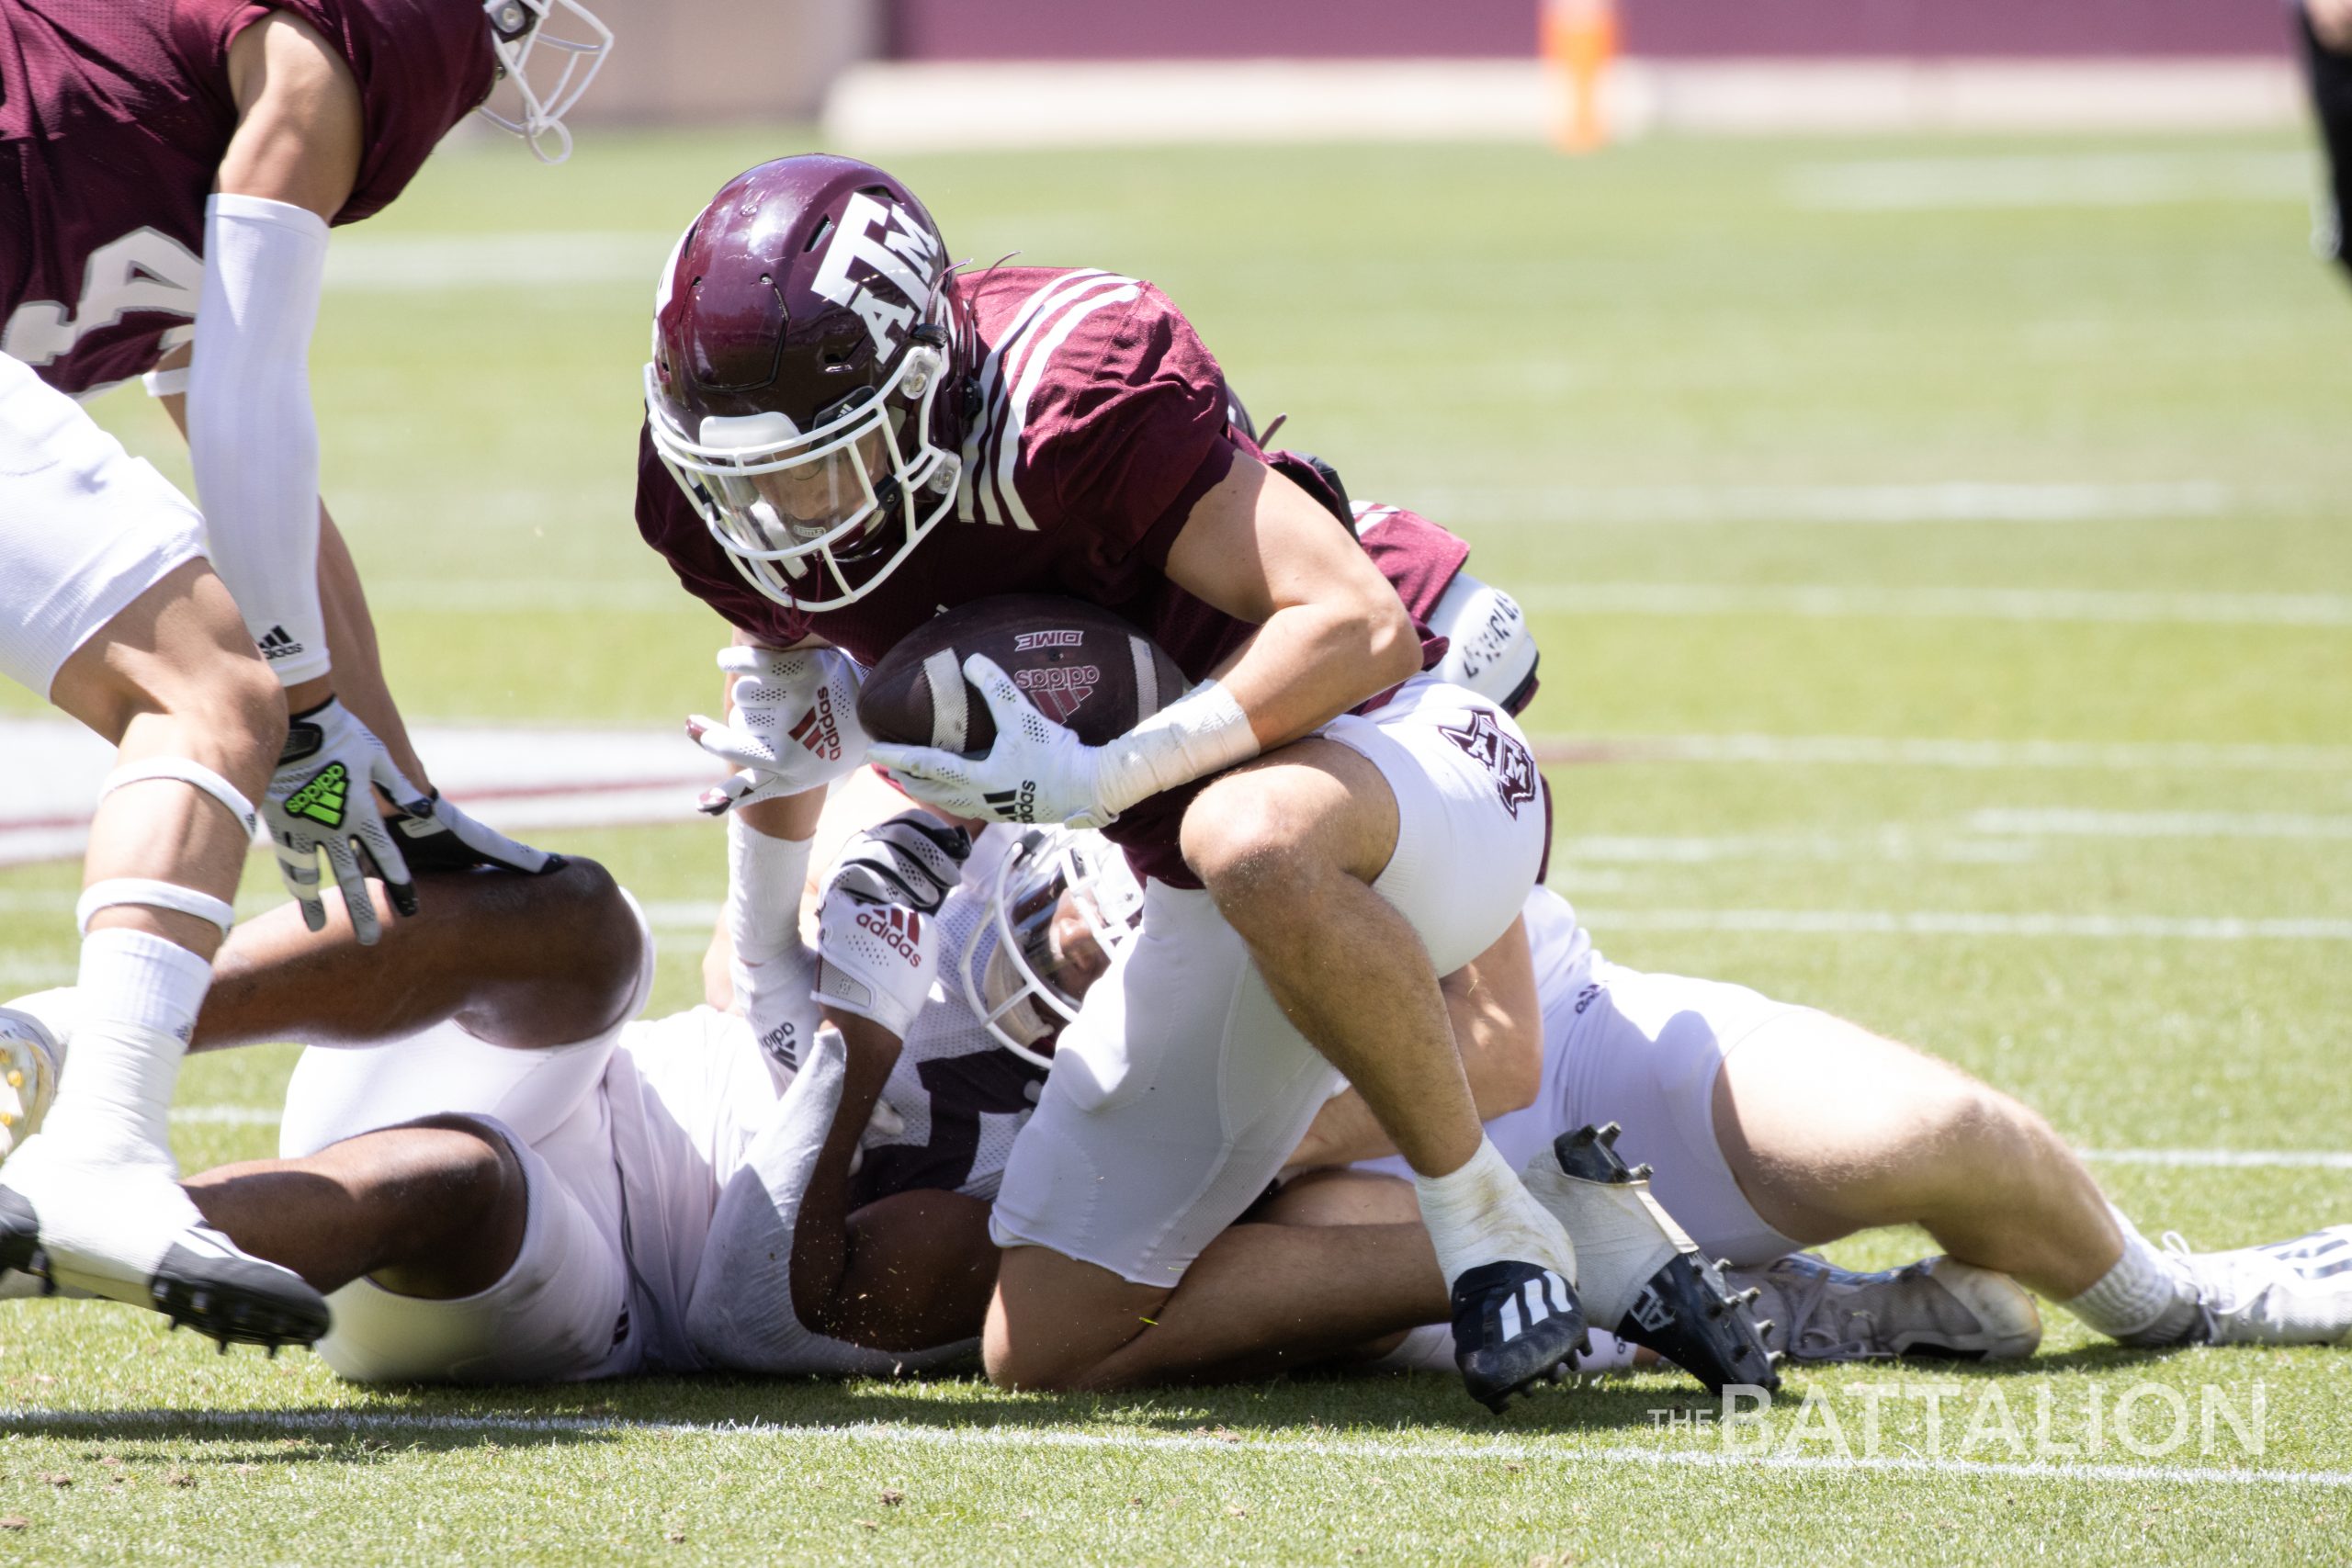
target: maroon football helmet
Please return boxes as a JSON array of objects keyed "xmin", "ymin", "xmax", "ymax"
[{"xmin": 646, "ymin": 155, "xmax": 965, "ymax": 612}]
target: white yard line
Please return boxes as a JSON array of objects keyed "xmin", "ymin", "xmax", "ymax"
[
  {"xmin": 0, "ymin": 717, "xmax": 710, "ymax": 869},
  {"xmin": 2082, "ymin": 1149, "xmax": 2352, "ymax": 1171},
  {"xmin": 1408, "ymin": 480, "xmax": 2234, "ymax": 525},
  {"xmin": 1582, "ymin": 908, "xmax": 2352, "ymax": 941},
  {"xmin": 0, "ymin": 1406, "xmax": 2341, "ymax": 1491},
  {"xmin": 1532, "ymin": 733, "xmax": 2352, "ymax": 773},
  {"xmin": 1512, "ymin": 583, "xmax": 2352, "ymax": 628},
  {"xmin": 1970, "ymin": 809, "xmax": 2352, "ymax": 840},
  {"xmin": 1787, "ymin": 151, "xmax": 2314, "ymax": 211}
]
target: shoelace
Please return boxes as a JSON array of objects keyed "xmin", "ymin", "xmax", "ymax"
[
  {"xmin": 2161, "ymin": 1229, "xmax": 2265, "ymax": 1329},
  {"xmin": 1772, "ymin": 1265, "xmax": 1893, "ymax": 1360}
]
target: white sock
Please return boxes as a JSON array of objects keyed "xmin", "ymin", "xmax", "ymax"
[
  {"xmin": 35, "ymin": 929, "xmax": 210, "ymax": 1170},
  {"xmin": 2063, "ymin": 1207, "xmax": 2196, "ymax": 1344},
  {"xmin": 1368, "ymin": 1322, "xmax": 1456, "ymax": 1374},
  {"xmin": 1414, "ymin": 1135, "xmax": 1577, "ymax": 1289},
  {"xmin": 1573, "ymin": 1329, "xmax": 1639, "ymax": 1373}
]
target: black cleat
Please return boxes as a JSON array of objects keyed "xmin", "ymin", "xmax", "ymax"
[
  {"xmin": 145, "ymin": 1231, "xmax": 331, "ymax": 1352},
  {"xmin": 0, "ymin": 1184, "xmax": 40, "ymax": 1277},
  {"xmin": 1451, "ymin": 1259, "xmax": 1588, "ymax": 1414},
  {"xmin": 1547, "ymin": 1126, "xmax": 1779, "ymax": 1398}
]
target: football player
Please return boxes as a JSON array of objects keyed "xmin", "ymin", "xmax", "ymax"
[
  {"xmin": 14, "ymin": 788, "xmax": 2342, "ymax": 1387},
  {"xmin": 2304, "ymin": 0, "xmax": 2352, "ymax": 283},
  {"xmin": 635, "ymin": 153, "xmax": 1693, "ymax": 1407},
  {"xmin": 0, "ymin": 0, "xmax": 606, "ymax": 1347}
]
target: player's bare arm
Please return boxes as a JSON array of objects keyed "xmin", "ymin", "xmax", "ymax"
[
  {"xmin": 1159, "ymin": 453, "xmax": 1422, "ymax": 745},
  {"xmin": 218, "ymin": 15, "xmax": 366, "ymax": 231}
]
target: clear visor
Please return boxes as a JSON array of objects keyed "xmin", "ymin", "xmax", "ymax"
[
  {"xmin": 646, "ymin": 343, "xmax": 958, "ymax": 613},
  {"xmin": 478, "ymin": 0, "xmax": 614, "ymax": 164},
  {"xmin": 704, "ymin": 424, "xmax": 893, "ymax": 566}
]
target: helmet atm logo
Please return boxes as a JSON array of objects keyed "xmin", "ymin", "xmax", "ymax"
[{"xmin": 808, "ymin": 193, "xmax": 944, "ymax": 355}]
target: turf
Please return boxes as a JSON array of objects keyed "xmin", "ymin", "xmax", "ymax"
[{"xmin": 5, "ymin": 126, "xmax": 2351, "ymax": 1564}]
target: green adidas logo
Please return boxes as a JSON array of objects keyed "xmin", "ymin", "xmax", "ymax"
[{"xmin": 285, "ymin": 762, "xmax": 350, "ymax": 829}]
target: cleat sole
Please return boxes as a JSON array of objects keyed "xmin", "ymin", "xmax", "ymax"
[{"xmin": 149, "ymin": 1271, "xmax": 329, "ymax": 1353}]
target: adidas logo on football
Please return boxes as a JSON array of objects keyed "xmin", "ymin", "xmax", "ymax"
[
  {"xmin": 1014, "ymin": 663, "xmax": 1100, "ymax": 725},
  {"xmin": 256, "ymin": 625, "xmax": 305, "ymax": 662}
]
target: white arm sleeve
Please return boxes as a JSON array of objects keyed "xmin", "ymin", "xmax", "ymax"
[{"xmin": 187, "ymin": 193, "xmax": 333, "ymax": 687}]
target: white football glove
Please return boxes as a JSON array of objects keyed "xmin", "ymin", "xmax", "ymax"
[
  {"xmin": 265, "ymin": 697, "xmax": 431, "ymax": 945},
  {"xmin": 393, "ymin": 790, "xmax": 560, "ymax": 875},
  {"xmin": 687, "ymin": 646, "xmax": 870, "ymax": 816},
  {"xmin": 812, "ymin": 811, "xmax": 973, "ymax": 1039},
  {"xmin": 869, "ymin": 654, "xmax": 1123, "ymax": 829}
]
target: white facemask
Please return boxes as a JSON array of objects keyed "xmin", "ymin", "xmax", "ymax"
[{"xmin": 477, "ymin": 0, "xmax": 613, "ymax": 164}]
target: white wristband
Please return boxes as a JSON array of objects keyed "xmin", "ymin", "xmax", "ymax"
[
  {"xmin": 142, "ymin": 365, "xmax": 190, "ymax": 400},
  {"xmin": 1094, "ymin": 680, "xmax": 1260, "ymax": 816},
  {"xmin": 727, "ymin": 814, "xmax": 814, "ymax": 966}
]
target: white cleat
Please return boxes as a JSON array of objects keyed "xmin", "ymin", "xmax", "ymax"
[
  {"xmin": 2162, "ymin": 1226, "xmax": 2352, "ymax": 1348},
  {"xmin": 0, "ymin": 996, "xmax": 71, "ymax": 1165},
  {"xmin": 1733, "ymin": 1254, "xmax": 2041, "ymax": 1362}
]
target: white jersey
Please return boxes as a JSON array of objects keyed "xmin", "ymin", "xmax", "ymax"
[
  {"xmin": 621, "ymin": 828, "xmax": 1049, "ymax": 1372},
  {"xmin": 857, "ymin": 829, "xmax": 1051, "ymax": 1202},
  {"xmin": 285, "ymin": 854, "xmax": 1053, "ymax": 1382}
]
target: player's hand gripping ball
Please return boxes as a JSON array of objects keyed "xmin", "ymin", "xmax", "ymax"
[{"xmin": 857, "ymin": 594, "xmax": 1187, "ymax": 828}]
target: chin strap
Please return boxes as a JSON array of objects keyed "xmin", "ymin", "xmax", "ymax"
[{"xmin": 76, "ymin": 759, "xmax": 258, "ymax": 935}]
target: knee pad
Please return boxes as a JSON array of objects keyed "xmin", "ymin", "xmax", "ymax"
[
  {"xmin": 76, "ymin": 759, "xmax": 257, "ymax": 935},
  {"xmin": 97, "ymin": 758, "xmax": 258, "ymax": 838}
]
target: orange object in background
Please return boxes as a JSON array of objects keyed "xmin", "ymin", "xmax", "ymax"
[{"xmin": 1542, "ymin": 0, "xmax": 1617, "ymax": 152}]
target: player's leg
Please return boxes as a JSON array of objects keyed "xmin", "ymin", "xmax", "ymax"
[
  {"xmin": 2303, "ymin": 3, "xmax": 2352, "ymax": 285},
  {"xmin": 6, "ymin": 857, "xmax": 647, "ymax": 1141},
  {"xmin": 190, "ymin": 1109, "xmax": 636, "ymax": 1383},
  {"xmin": 989, "ymin": 688, "xmax": 1736, "ymax": 1405},
  {"xmin": 198, "ymin": 856, "xmax": 645, "ymax": 1054},
  {"xmin": 1185, "ymin": 689, "xmax": 1737, "ymax": 1404},
  {"xmin": 1711, "ymin": 1010, "xmax": 2116, "ymax": 1297},
  {"xmin": 1177, "ymin": 728, "xmax": 1585, "ymax": 1407},
  {"xmin": 1077, "ymin": 1189, "xmax": 1448, "ymax": 1387},
  {"xmin": 1181, "ymin": 740, "xmax": 1482, "ymax": 1179},
  {"xmin": 183, "ymin": 1116, "xmax": 526, "ymax": 1299},
  {"xmin": 0, "ymin": 351, "xmax": 318, "ymax": 1343},
  {"xmin": 1714, "ymin": 1008, "xmax": 2352, "ymax": 1349}
]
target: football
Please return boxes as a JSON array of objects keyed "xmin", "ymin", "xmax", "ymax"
[{"xmin": 856, "ymin": 594, "xmax": 1190, "ymax": 754}]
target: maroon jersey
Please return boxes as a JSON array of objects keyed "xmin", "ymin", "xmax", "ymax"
[
  {"xmin": 1, "ymin": 0, "xmax": 493, "ymax": 396},
  {"xmin": 636, "ymin": 264, "xmax": 1466, "ymax": 885}
]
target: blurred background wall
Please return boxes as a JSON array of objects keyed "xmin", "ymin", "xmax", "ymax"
[
  {"xmin": 564, "ymin": 0, "xmax": 2301, "ymax": 134},
  {"xmin": 562, "ymin": 0, "xmax": 875, "ymax": 122},
  {"xmin": 879, "ymin": 0, "xmax": 2284, "ymax": 61}
]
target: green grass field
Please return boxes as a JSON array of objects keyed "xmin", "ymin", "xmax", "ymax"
[{"xmin": 5, "ymin": 126, "xmax": 2352, "ymax": 1563}]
